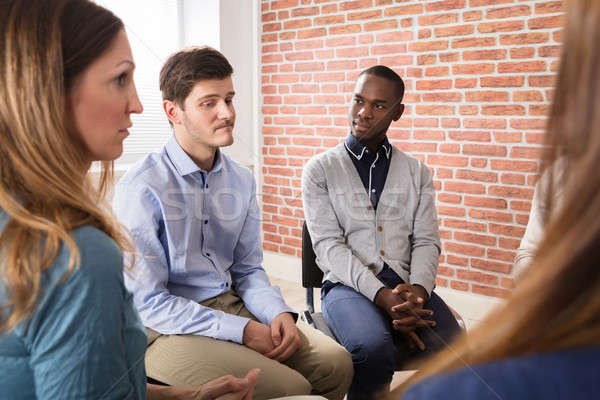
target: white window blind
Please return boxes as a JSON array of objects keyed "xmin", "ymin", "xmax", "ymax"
[{"xmin": 94, "ymin": 0, "xmax": 182, "ymax": 169}]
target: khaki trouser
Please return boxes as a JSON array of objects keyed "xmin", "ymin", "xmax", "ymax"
[{"xmin": 145, "ymin": 291, "xmax": 353, "ymax": 400}]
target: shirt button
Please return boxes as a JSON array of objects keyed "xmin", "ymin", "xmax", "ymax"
[
  {"xmin": 204, "ymin": 220, "xmax": 208, "ymax": 224},
  {"xmin": 367, "ymin": 205, "xmax": 373, "ymax": 210},
  {"xmin": 380, "ymin": 250, "xmax": 385, "ymax": 256},
  {"xmin": 378, "ymin": 226, "xmax": 383, "ymax": 232}
]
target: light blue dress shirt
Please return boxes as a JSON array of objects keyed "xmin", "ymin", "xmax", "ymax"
[{"xmin": 113, "ymin": 136, "xmax": 294, "ymax": 344}]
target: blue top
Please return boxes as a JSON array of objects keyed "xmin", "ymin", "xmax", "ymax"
[
  {"xmin": 344, "ymin": 133, "xmax": 392, "ymax": 209},
  {"xmin": 401, "ymin": 347, "xmax": 600, "ymax": 400},
  {"xmin": 113, "ymin": 136, "xmax": 294, "ymax": 344},
  {"xmin": 0, "ymin": 213, "xmax": 147, "ymax": 399}
]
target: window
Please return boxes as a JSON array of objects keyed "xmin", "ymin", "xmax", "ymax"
[
  {"xmin": 95, "ymin": 0, "xmax": 182, "ymax": 169},
  {"xmin": 93, "ymin": 0, "xmax": 258, "ymax": 172}
]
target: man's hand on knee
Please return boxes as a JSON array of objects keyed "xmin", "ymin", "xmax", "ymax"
[
  {"xmin": 265, "ymin": 312, "xmax": 301, "ymax": 362},
  {"xmin": 243, "ymin": 320, "xmax": 276, "ymax": 355}
]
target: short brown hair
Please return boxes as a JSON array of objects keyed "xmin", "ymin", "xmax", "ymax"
[{"xmin": 159, "ymin": 46, "xmax": 233, "ymax": 108}]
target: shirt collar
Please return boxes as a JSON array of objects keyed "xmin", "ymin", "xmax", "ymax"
[
  {"xmin": 165, "ymin": 135, "xmax": 224, "ymax": 176},
  {"xmin": 344, "ymin": 133, "xmax": 392, "ymax": 161}
]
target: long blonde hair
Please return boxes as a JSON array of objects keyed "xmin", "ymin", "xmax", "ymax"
[
  {"xmin": 395, "ymin": 0, "xmax": 600, "ymax": 395},
  {"xmin": 0, "ymin": 0, "xmax": 132, "ymax": 333}
]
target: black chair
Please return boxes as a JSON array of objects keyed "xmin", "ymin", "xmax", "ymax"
[
  {"xmin": 300, "ymin": 221, "xmax": 337, "ymax": 340},
  {"xmin": 300, "ymin": 221, "xmax": 466, "ymax": 341},
  {"xmin": 147, "ymin": 377, "xmax": 168, "ymax": 386}
]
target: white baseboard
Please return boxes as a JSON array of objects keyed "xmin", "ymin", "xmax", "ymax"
[{"xmin": 262, "ymin": 250, "xmax": 503, "ymax": 323}]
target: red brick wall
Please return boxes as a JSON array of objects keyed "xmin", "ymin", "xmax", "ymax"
[{"xmin": 259, "ymin": 0, "xmax": 564, "ymax": 298}]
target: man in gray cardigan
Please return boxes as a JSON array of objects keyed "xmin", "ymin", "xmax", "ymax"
[{"xmin": 302, "ymin": 66, "xmax": 460, "ymax": 400}]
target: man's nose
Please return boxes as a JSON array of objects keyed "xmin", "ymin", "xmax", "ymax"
[
  {"xmin": 358, "ymin": 105, "xmax": 372, "ymax": 119},
  {"xmin": 218, "ymin": 101, "xmax": 234, "ymax": 119}
]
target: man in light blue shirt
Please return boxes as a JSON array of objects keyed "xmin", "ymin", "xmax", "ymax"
[{"xmin": 113, "ymin": 46, "xmax": 352, "ymax": 400}]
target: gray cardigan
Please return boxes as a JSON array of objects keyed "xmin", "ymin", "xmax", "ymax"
[{"xmin": 302, "ymin": 143, "xmax": 441, "ymax": 301}]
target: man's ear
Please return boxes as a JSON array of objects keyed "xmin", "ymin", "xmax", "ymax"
[
  {"xmin": 393, "ymin": 104, "xmax": 405, "ymax": 121},
  {"xmin": 163, "ymin": 100, "xmax": 181, "ymax": 125}
]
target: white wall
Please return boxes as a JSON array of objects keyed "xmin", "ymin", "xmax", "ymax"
[
  {"xmin": 180, "ymin": 0, "xmax": 259, "ymax": 169},
  {"xmin": 218, "ymin": 0, "xmax": 259, "ymax": 169},
  {"xmin": 182, "ymin": 0, "xmax": 220, "ymax": 50}
]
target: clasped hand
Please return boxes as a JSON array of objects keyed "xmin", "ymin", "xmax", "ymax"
[
  {"xmin": 242, "ymin": 313, "xmax": 300, "ymax": 362},
  {"xmin": 375, "ymin": 284, "xmax": 436, "ymax": 351}
]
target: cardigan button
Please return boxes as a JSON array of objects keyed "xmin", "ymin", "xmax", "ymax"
[
  {"xmin": 380, "ymin": 250, "xmax": 385, "ymax": 256},
  {"xmin": 367, "ymin": 205, "xmax": 373, "ymax": 210},
  {"xmin": 377, "ymin": 226, "xmax": 383, "ymax": 232}
]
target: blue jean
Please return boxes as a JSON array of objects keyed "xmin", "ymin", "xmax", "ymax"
[{"xmin": 321, "ymin": 266, "xmax": 461, "ymax": 400}]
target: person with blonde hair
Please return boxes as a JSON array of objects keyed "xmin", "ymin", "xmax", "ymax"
[
  {"xmin": 0, "ymin": 0, "xmax": 259, "ymax": 398},
  {"xmin": 393, "ymin": 0, "xmax": 600, "ymax": 398}
]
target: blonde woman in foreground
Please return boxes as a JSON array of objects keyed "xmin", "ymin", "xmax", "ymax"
[
  {"xmin": 0, "ymin": 0, "xmax": 259, "ymax": 398},
  {"xmin": 393, "ymin": 1, "xmax": 600, "ymax": 398}
]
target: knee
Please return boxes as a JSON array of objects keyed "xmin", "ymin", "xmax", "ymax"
[
  {"xmin": 349, "ymin": 333, "xmax": 395, "ymax": 371},
  {"xmin": 309, "ymin": 341, "xmax": 354, "ymax": 400},
  {"xmin": 281, "ymin": 375, "xmax": 313, "ymax": 398},
  {"xmin": 318, "ymin": 341, "xmax": 354, "ymax": 382},
  {"xmin": 257, "ymin": 371, "xmax": 312, "ymax": 399},
  {"xmin": 346, "ymin": 336, "xmax": 396, "ymax": 397}
]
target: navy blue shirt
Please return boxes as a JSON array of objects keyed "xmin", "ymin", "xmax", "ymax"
[
  {"xmin": 400, "ymin": 347, "xmax": 600, "ymax": 400},
  {"xmin": 344, "ymin": 133, "xmax": 392, "ymax": 209}
]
